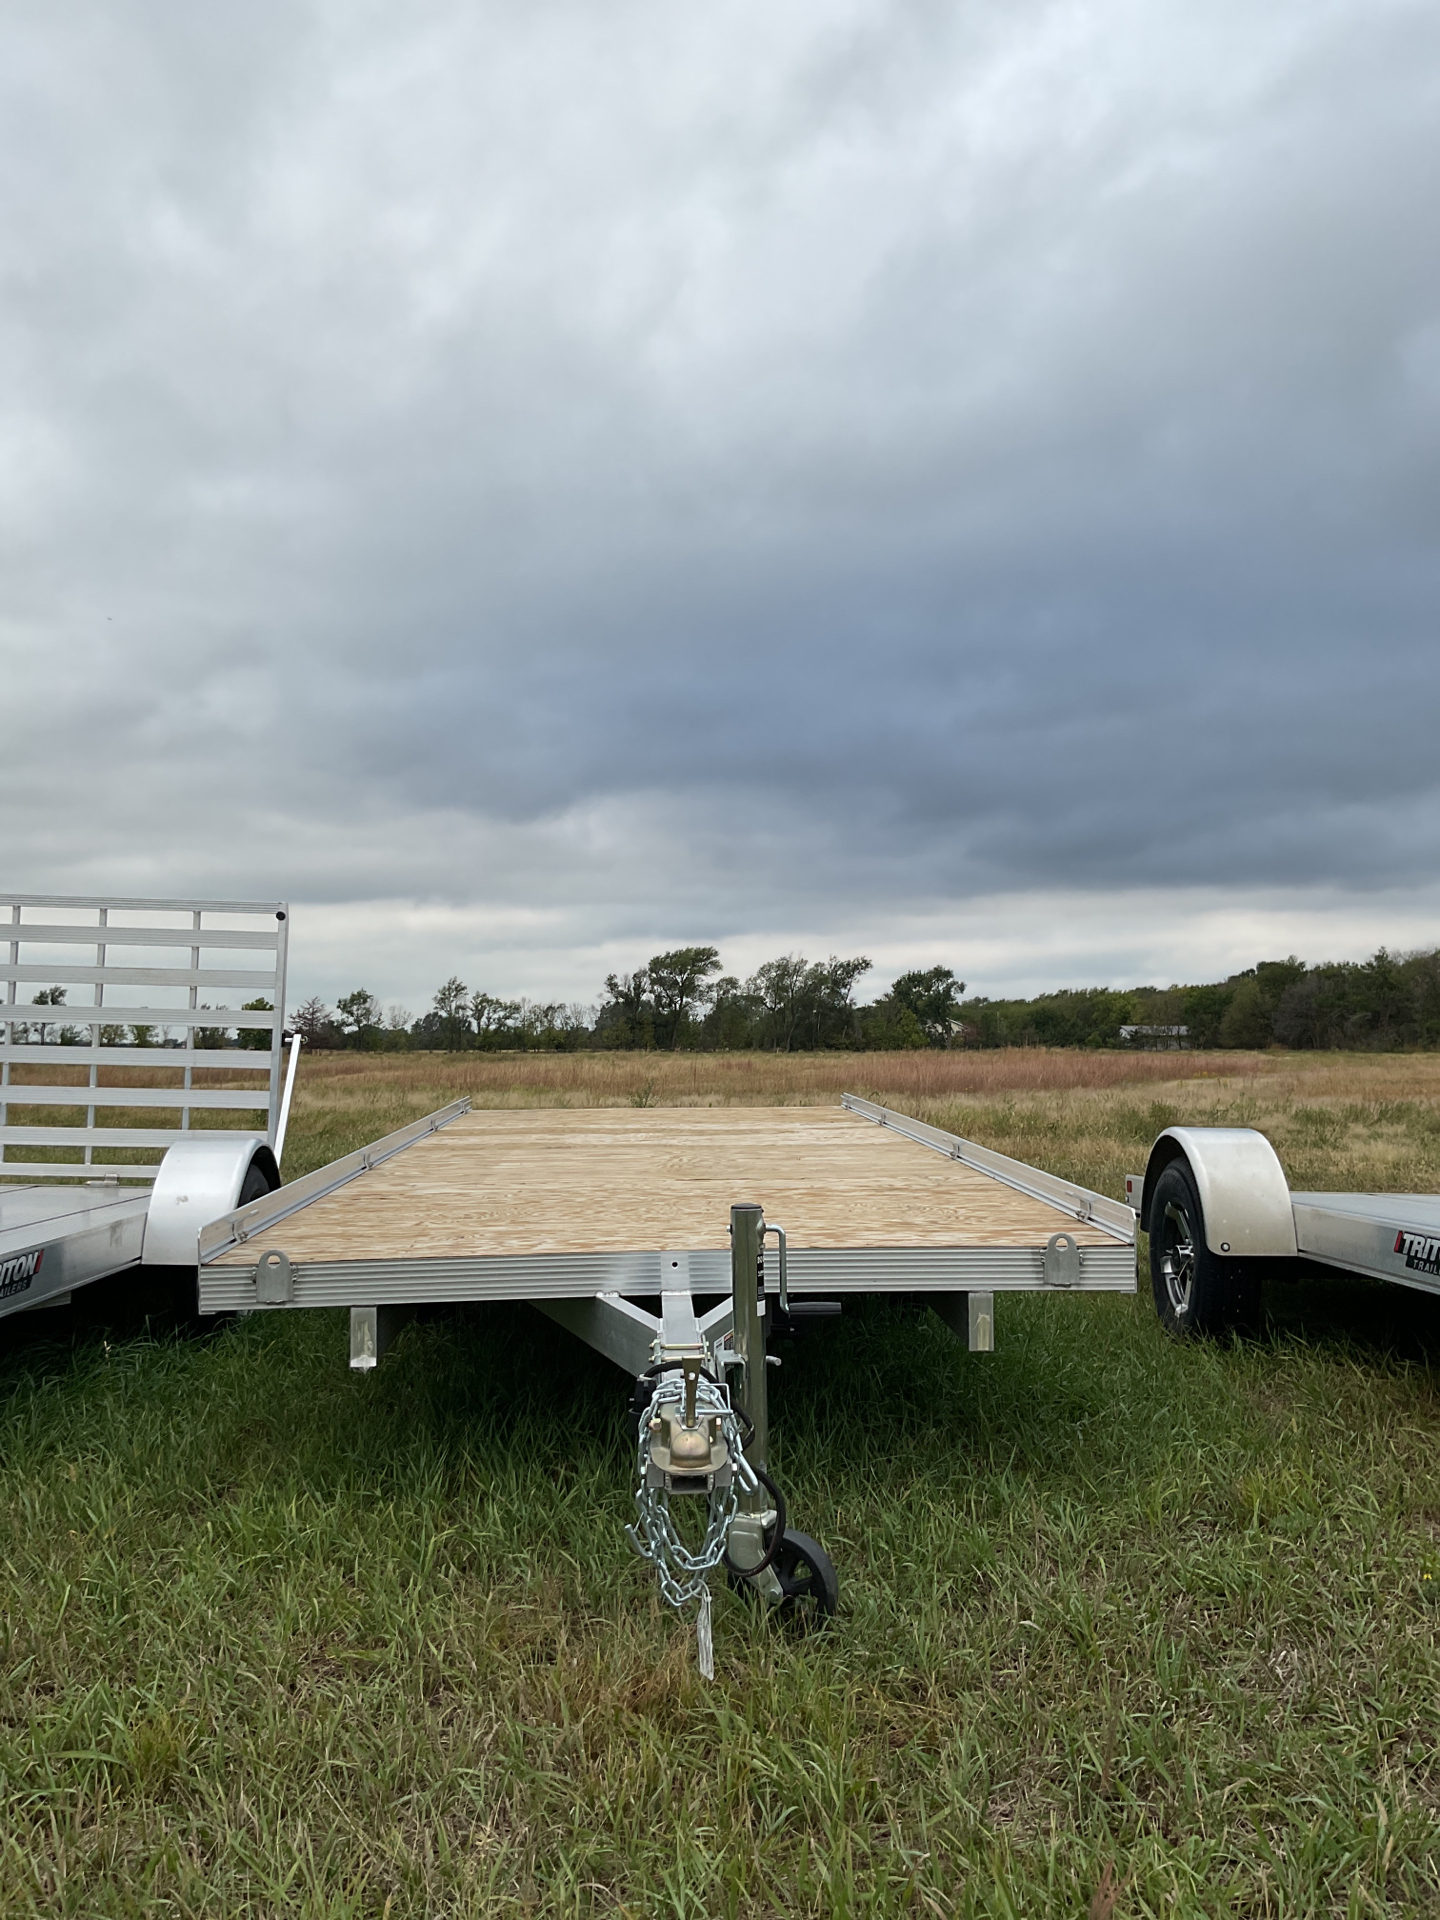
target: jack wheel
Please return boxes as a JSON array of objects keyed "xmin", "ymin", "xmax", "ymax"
[{"xmin": 730, "ymin": 1528, "xmax": 839, "ymax": 1627}]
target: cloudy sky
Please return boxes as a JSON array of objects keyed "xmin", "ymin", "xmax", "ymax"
[{"xmin": 3, "ymin": 0, "xmax": 1438, "ymax": 1014}]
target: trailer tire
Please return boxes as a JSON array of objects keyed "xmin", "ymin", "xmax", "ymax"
[
  {"xmin": 238, "ymin": 1157, "xmax": 278, "ymax": 1207},
  {"xmin": 1149, "ymin": 1159, "xmax": 1261, "ymax": 1339}
]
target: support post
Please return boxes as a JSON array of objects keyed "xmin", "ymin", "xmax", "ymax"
[
  {"xmin": 349, "ymin": 1304, "xmax": 415, "ymax": 1371},
  {"xmin": 930, "ymin": 1292, "xmax": 995, "ymax": 1352},
  {"xmin": 731, "ymin": 1201, "xmax": 767, "ymax": 1497}
]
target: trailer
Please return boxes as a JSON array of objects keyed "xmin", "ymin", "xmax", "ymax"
[
  {"xmin": 196, "ymin": 1095, "xmax": 1137, "ymax": 1661},
  {"xmin": 0, "ymin": 893, "xmax": 295, "ymax": 1319},
  {"xmin": 1131, "ymin": 1126, "xmax": 1440, "ymax": 1338}
]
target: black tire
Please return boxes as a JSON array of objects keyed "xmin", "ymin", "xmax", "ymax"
[
  {"xmin": 1148, "ymin": 1159, "xmax": 1261, "ymax": 1339},
  {"xmin": 730, "ymin": 1527, "xmax": 839, "ymax": 1628},
  {"xmin": 238, "ymin": 1158, "xmax": 277, "ymax": 1206}
]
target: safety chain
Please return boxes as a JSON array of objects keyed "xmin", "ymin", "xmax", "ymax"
[{"xmin": 625, "ymin": 1370, "xmax": 758, "ymax": 1612}]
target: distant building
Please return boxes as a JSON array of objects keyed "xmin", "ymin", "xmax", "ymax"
[{"xmin": 1119, "ymin": 1024, "xmax": 1190, "ymax": 1050}]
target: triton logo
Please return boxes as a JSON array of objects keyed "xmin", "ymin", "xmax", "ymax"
[
  {"xmin": 1394, "ymin": 1229, "xmax": 1440, "ymax": 1278},
  {"xmin": 0, "ymin": 1246, "xmax": 43, "ymax": 1299}
]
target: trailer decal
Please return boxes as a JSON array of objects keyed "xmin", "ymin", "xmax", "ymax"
[
  {"xmin": 0, "ymin": 1247, "xmax": 43, "ymax": 1299},
  {"xmin": 1394, "ymin": 1229, "xmax": 1440, "ymax": 1278}
]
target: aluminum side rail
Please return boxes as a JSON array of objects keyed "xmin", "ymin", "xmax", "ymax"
[
  {"xmin": 842, "ymin": 1093, "xmax": 1136, "ymax": 1242},
  {"xmin": 1291, "ymin": 1192, "xmax": 1440, "ymax": 1296},
  {"xmin": 197, "ymin": 1098, "xmax": 473, "ymax": 1266}
]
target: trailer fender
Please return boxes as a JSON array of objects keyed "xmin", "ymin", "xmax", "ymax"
[
  {"xmin": 142, "ymin": 1139, "xmax": 281, "ymax": 1266},
  {"xmin": 1140, "ymin": 1127, "xmax": 1296, "ymax": 1257}
]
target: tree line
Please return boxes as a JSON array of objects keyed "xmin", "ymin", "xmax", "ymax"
[
  {"xmin": 291, "ymin": 943, "xmax": 1440, "ymax": 1054},
  {"xmin": 289, "ymin": 950, "xmax": 967, "ymax": 1052},
  {"xmin": 960, "ymin": 949, "xmax": 1440, "ymax": 1051}
]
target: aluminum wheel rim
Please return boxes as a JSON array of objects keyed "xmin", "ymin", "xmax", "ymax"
[{"xmin": 1160, "ymin": 1199, "xmax": 1196, "ymax": 1315}]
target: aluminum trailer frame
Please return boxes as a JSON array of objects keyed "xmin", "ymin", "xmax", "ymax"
[
  {"xmin": 1132, "ymin": 1126, "xmax": 1440, "ymax": 1336},
  {"xmin": 0, "ymin": 1184, "xmax": 151, "ymax": 1317},
  {"xmin": 198, "ymin": 1094, "xmax": 1137, "ymax": 1643},
  {"xmin": 0, "ymin": 893, "xmax": 294, "ymax": 1322}
]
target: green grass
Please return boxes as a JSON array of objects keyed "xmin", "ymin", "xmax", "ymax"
[{"xmin": 3, "ymin": 1059, "xmax": 1440, "ymax": 1914}]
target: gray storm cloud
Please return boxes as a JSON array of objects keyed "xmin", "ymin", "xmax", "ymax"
[{"xmin": 2, "ymin": 0, "xmax": 1438, "ymax": 987}]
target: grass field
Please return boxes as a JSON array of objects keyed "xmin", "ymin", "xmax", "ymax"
[{"xmin": 3, "ymin": 1050, "xmax": 1440, "ymax": 1916}]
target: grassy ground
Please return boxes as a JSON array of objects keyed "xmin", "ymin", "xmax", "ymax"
[{"xmin": 3, "ymin": 1051, "xmax": 1440, "ymax": 1915}]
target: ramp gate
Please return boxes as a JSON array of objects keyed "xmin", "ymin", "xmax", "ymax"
[{"xmin": 0, "ymin": 894, "xmax": 289, "ymax": 1182}]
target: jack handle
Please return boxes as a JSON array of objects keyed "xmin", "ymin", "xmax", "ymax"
[{"xmin": 761, "ymin": 1222, "xmax": 788, "ymax": 1314}]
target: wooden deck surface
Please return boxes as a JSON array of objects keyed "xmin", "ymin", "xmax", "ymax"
[{"xmin": 214, "ymin": 1107, "xmax": 1114, "ymax": 1266}]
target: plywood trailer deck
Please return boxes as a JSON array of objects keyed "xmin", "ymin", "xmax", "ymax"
[
  {"xmin": 200, "ymin": 1092, "xmax": 1137, "ymax": 1656},
  {"xmin": 199, "ymin": 1098, "xmax": 1136, "ymax": 1307}
]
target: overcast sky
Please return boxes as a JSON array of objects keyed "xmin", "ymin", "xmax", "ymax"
[{"xmin": 3, "ymin": 0, "xmax": 1438, "ymax": 1014}]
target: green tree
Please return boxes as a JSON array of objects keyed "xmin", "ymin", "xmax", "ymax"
[
  {"xmin": 1217, "ymin": 958, "xmax": 1305, "ymax": 1049},
  {"xmin": 1404, "ymin": 951, "xmax": 1440, "ymax": 1046},
  {"xmin": 596, "ymin": 970, "xmax": 653, "ymax": 1049},
  {"xmin": 751, "ymin": 955, "xmax": 811, "ymax": 1051},
  {"xmin": 291, "ymin": 996, "xmax": 340, "ymax": 1049},
  {"xmin": 29, "ymin": 985, "xmax": 68, "ymax": 1045},
  {"xmin": 1024, "ymin": 988, "xmax": 1136, "ymax": 1048},
  {"xmin": 433, "ymin": 977, "xmax": 471, "ymax": 1051},
  {"xmin": 336, "ymin": 988, "xmax": 383, "ymax": 1049},
  {"xmin": 701, "ymin": 977, "xmax": 762, "ymax": 1050},
  {"xmin": 470, "ymin": 991, "xmax": 522, "ymax": 1048},
  {"xmin": 890, "ymin": 967, "xmax": 966, "ymax": 1047},
  {"xmin": 646, "ymin": 947, "xmax": 721, "ymax": 1049},
  {"xmin": 1182, "ymin": 982, "xmax": 1235, "ymax": 1049},
  {"xmin": 1217, "ymin": 977, "xmax": 1272, "ymax": 1048},
  {"xmin": 955, "ymin": 996, "xmax": 1010, "ymax": 1048},
  {"xmin": 859, "ymin": 998, "xmax": 927, "ymax": 1048},
  {"xmin": 193, "ymin": 1007, "xmax": 234, "ymax": 1049},
  {"xmin": 801, "ymin": 956, "xmax": 873, "ymax": 1049}
]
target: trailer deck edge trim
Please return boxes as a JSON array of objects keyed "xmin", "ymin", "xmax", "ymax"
[{"xmin": 197, "ymin": 1240, "xmax": 1138, "ymax": 1311}]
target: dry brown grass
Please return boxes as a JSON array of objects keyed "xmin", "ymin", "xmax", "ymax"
[
  {"xmin": 279, "ymin": 1047, "xmax": 1440, "ymax": 1201},
  {"xmin": 290, "ymin": 1044, "xmax": 1440, "ymax": 1109}
]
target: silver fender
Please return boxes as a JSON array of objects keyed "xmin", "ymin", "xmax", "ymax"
[
  {"xmin": 1141, "ymin": 1127, "xmax": 1297, "ymax": 1258},
  {"xmin": 143, "ymin": 1139, "xmax": 279, "ymax": 1266}
]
